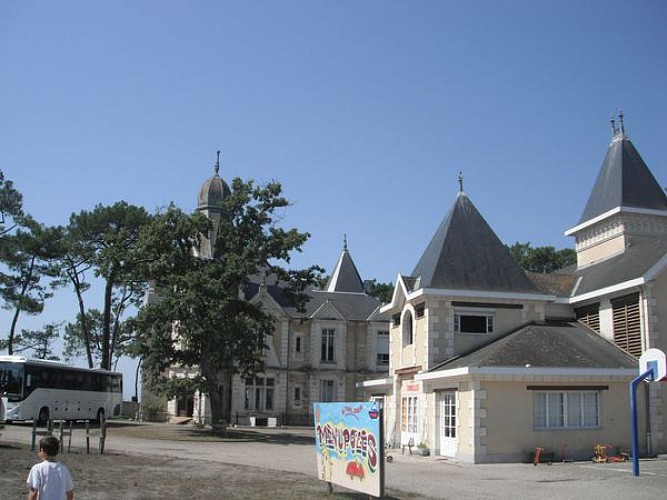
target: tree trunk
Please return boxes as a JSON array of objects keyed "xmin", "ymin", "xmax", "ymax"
[
  {"xmin": 134, "ymin": 357, "xmax": 142, "ymax": 401},
  {"xmin": 109, "ymin": 287, "xmax": 131, "ymax": 370},
  {"xmin": 101, "ymin": 275, "xmax": 114, "ymax": 370},
  {"xmin": 200, "ymin": 357, "xmax": 224, "ymax": 425},
  {"xmin": 69, "ymin": 266, "xmax": 94, "ymax": 368},
  {"xmin": 7, "ymin": 255, "xmax": 36, "ymax": 355},
  {"xmin": 8, "ymin": 305, "xmax": 19, "ymax": 355}
]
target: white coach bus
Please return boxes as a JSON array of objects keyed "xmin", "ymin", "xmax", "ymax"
[{"xmin": 0, "ymin": 355, "xmax": 122, "ymax": 423}]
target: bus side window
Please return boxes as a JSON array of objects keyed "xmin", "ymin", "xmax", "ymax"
[{"xmin": 6, "ymin": 371, "xmax": 19, "ymax": 394}]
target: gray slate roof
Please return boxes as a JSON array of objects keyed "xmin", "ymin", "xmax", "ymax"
[
  {"xmin": 245, "ymin": 282, "xmax": 388, "ymax": 322},
  {"xmin": 325, "ymin": 246, "xmax": 365, "ymax": 293},
  {"xmin": 430, "ymin": 321, "xmax": 637, "ymax": 371},
  {"xmin": 410, "ymin": 192, "xmax": 537, "ymax": 293},
  {"xmin": 526, "ymin": 271, "xmax": 578, "ymax": 297},
  {"xmin": 570, "ymin": 236, "xmax": 667, "ymax": 297},
  {"xmin": 198, "ymin": 160, "xmax": 231, "ymax": 211},
  {"xmin": 578, "ymin": 136, "xmax": 667, "ymax": 224}
]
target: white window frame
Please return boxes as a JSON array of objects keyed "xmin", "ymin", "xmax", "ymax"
[
  {"xmin": 533, "ymin": 390, "xmax": 600, "ymax": 429},
  {"xmin": 244, "ymin": 376, "xmax": 275, "ymax": 411},
  {"xmin": 321, "ymin": 328, "xmax": 335, "ymax": 362},
  {"xmin": 377, "ymin": 329, "xmax": 389, "ymax": 365},
  {"xmin": 454, "ymin": 307, "xmax": 494, "ymax": 334},
  {"xmin": 320, "ymin": 379, "xmax": 336, "ymax": 402},
  {"xmin": 401, "ymin": 396, "xmax": 419, "ymax": 433}
]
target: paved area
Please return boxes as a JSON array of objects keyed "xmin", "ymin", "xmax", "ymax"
[{"xmin": 3, "ymin": 422, "xmax": 667, "ymax": 499}]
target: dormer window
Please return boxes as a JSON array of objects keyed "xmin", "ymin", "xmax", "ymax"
[
  {"xmin": 454, "ymin": 309, "xmax": 494, "ymax": 333},
  {"xmin": 415, "ymin": 303, "xmax": 425, "ymax": 318}
]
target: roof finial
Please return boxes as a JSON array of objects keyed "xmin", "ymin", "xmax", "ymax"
[
  {"xmin": 618, "ymin": 109, "xmax": 625, "ymax": 138},
  {"xmin": 214, "ymin": 150, "xmax": 221, "ymax": 175},
  {"xmin": 458, "ymin": 171, "xmax": 464, "ymax": 193},
  {"xmin": 609, "ymin": 113, "xmax": 617, "ymax": 138},
  {"xmin": 343, "ymin": 234, "xmax": 348, "ymax": 251}
]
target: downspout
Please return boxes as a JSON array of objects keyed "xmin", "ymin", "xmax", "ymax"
[
  {"xmin": 645, "ymin": 383, "xmax": 652, "ymax": 456},
  {"xmin": 284, "ymin": 318, "xmax": 291, "ymax": 426},
  {"xmin": 631, "ymin": 368, "xmax": 655, "ymax": 476},
  {"xmin": 640, "ymin": 288, "xmax": 653, "ymax": 455}
]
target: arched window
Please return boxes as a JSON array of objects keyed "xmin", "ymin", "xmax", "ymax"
[{"xmin": 403, "ymin": 310, "xmax": 414, "ymax": 346}]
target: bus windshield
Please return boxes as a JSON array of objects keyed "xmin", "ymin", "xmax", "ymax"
[{"xmin": 0, "ymin": 361, "xmax": 25, "ymax": 400}]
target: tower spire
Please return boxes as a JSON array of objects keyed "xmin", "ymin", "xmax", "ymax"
[
  {"xmin": 610, "ymin": 113, "xmax": 617, "ymax": 138},
  {"xmin": 343, "ymin": 234, "xmax": 348, "ymax": 251},
  {"xmin": 458, "ymin": 171, "xmax": 464, "ymax": 193},
  {"xmin": 618, "ymin": 109, "xmax": 626, "ymax": 138},
  {"xmin": 214, "ymin": 150, "xmax": 221, "ymax": 175}
]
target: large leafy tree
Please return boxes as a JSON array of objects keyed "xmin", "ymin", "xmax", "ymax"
[
  {"xmin": 62, "ymin": 307, "xmax": 136, "ymax": 370},
  {"xmin": 0, "ymin": 219, "xmax": 65, "ymax": 354},
  {"xmin": 136, "ymin": 180, "xmax": 321, "ymax": 424},
  {"xmin": 66, "ymin": 202, "xmax": 151, "ymax": 369},
  {"xmin": 507, "ymin": 242, "xmax": 576, "ymax": 273}
]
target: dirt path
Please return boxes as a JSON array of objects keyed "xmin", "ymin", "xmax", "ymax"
[{"xmin": 0, "ymin": 422, "xmax": 428, "ymax": 500}]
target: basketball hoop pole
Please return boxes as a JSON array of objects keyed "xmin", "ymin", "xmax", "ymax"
[{"xmin": 630, "ymin": 368, "xmax": 654, "ymax": 477}]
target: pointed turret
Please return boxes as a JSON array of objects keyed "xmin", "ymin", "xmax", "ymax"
[
  {"xmin": 411, "ymin": 177, "xmax": 535, "ymax": 293},
  {"xmin": 577, "ymin": 115, "xmax": 667, "ymax": 224},
  {"xmin": 325, "ymin": 236, "xmax": 365, "ymax": 293},
  {"xmin": 566, "ymin": 114, "xmax": 667, "ymax": 268}
]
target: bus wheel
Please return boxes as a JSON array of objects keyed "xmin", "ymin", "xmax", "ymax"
[{"xmin": 37, "ymin": 407, "xmax": 49, "ymax": 426}]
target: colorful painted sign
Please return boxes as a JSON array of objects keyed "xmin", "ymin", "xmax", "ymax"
[{"xmin": 314, "ymin": 402, "xmax": 384, "ymax": 497}]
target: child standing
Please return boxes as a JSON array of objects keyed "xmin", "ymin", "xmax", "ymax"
[{"xmin": 26, "ymin": 435, "xmax": 75, "ymax": 500}]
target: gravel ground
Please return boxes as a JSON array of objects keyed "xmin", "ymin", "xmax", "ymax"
[
  {"xmin": 0, "ymin": 422, "xmax": 430, "ymax": 500},
  {"xmin": 3, "ymin": 421, "xmax": 667, "ymax": 500}
]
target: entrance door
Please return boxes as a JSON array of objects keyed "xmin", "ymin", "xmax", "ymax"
[{"xmin": 438, "ymin": 391, "xmax": 457, "ymax": 457}]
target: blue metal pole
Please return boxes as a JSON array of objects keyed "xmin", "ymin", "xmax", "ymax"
[{"xmin": 630, "ymin": 369, "xmax": 654, "ymax": 477}]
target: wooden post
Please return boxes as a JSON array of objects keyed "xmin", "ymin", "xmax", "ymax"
[
  {"xmin": 99, "ymin": 418, "xmax": 107, "ymax": 454},
  {"xmin": 31, "ymin": 419, "xmax": 52, "ymax": 451},
  {"xmin": 58, "ymin": 420, "xmax": 73, "ymax": 453},
  {"xmin": 85, "ymin": 420, "xmax": 91, "ymax": 454},
  {"xmin": 31, "ymin": 420, "xmax": 37, "ymax": 451}
]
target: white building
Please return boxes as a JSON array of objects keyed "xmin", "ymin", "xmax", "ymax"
[{"xmin": 359, "ymin": 116, "xmax": 666, "ymax": 463}]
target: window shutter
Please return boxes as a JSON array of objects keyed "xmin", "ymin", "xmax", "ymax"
[
  {"xmin": 575, "ymin": 303, "xmax": 600, "ymax": 333},
  {"xmin": 611, "ymin": 293, "xmax": 642, "ymax": 357}
]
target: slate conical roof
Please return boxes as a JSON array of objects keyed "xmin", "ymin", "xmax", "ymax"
[
  {"xmin": 325, "ymin": 238, "xmax": 365, "ymax": 293},
  {"xmin": 578, "ymin": 131, "xmax": 667, "ymax": 224},
  {"xmin": 198, "ymin": 151, "xmax": 231, "ymax": 212},
  {"xmin": 411, "ymin": 190, "xmax": 536, "ymax": 293}
]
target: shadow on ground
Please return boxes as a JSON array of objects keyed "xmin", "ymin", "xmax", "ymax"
[{"xmin": 105, "ymin": 420, "xmax": 318, "ymax": 445}]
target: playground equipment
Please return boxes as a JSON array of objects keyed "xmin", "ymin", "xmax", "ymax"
[{"xmin": 592, "ymin": 444, "xmax": 629, "ymax": 463}]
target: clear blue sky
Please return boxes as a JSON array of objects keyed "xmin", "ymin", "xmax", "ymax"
[{"xmin": 2, "ymin": 1, "xmax": 666, "ymax": 397}]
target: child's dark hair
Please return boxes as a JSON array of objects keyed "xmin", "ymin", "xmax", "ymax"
[{"xmin": 39, "ymin": 436, "xmax": 60, "ymax": 457}]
